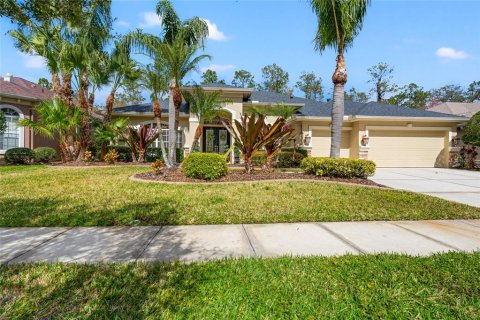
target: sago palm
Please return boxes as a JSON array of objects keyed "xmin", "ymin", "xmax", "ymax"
[
  {"xmin": 182, "ymin": 86, "xmax": 230, "ymax": 152},
  {"xmin": 310, "ymin": 0, "xmax": 370, "ymax": 158},
  {"xmin": 18, "ymin": 98, "xmax": 81, "ymax": 162}
]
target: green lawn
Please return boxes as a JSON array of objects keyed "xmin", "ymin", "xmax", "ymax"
[
  {"xmin": 1, "ymin": 165, "xmax": 479, "ymax": 227},
  {"xmin": 1, "ymin": 252, "xmax": 479, "ymax": 319}
]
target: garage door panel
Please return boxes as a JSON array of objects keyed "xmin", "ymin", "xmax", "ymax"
[
  {"xmin": 311, "ymin": 130, "xmax": 350, "ymax": 158},
  {"xmin": 368, "ymin": 130, "xmax": 447, "ymax": 168}
]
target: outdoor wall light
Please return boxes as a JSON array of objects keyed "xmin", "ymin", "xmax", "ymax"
[
  {"xmin": 361, "ymin": 134, "xmax": 370, "ymax": 146},
  {"xmin": 303, "ymin": 134, "xmax": 311, "ymax": 146}
]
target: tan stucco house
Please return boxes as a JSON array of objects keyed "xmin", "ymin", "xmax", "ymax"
[
  {"xmin": 112, "ymin": 83, "xmax": 467, "ymax": 168},
  {"xmin": 0, "ymin": 73, "xmax": 57, "ymax": 156}
]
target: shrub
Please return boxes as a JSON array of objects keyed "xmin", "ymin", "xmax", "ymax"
[
  {"xmin": 83, "ymin": 150, "xmax": 94, "ymax": 162},
  {"xmin": 104, "ymin": 149, "xmax": 119, "ymax": 164},
  {"xmin": 281, "ymin": 147, "xmax": 308, "ymax": 157},
  {"xmin": 301, "ymin": 157, "xmax": 376, "ymax": 178},
  {"xmin": 33, "ymin": 147, "xmax": 57, "ymax": 163},
  {"xmin": 252, "ymin": 151, "xmax": 266, "ymax": 166},
  {"xmin": 182, "ymin": 153, "xmax": 228, "ymax": 180},
  {"xmin": 5, "ymin": 148, "xmax": 35, "ymax": 164},
  {"xmin": 277, "ymin": 151, "xmax": 306, "ymax": 168},
  {"xmin": 98, "ymin": 146, "xmax": 184, "ymax": 163},
  {"xmin": 151, "ymin": 159, "xmax": 164, "ymax": 174}
]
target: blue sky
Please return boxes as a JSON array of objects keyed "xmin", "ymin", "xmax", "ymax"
[{"xmin": 1, "ymin": 0, "xmax": 479, "ymax": 103}]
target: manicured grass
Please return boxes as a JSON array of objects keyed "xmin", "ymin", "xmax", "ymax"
[
  {"xmin": 1, "ymin": 252, "xmax": 479, "ymax": 318},
  {"xmin": 1, "ymin": 165, "xmax": 479, "ymax": 227}
]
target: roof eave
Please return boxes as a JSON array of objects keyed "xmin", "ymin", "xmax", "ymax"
[{"xmin": 351, "ymin": 115, "xmax": 467, "ymax": 122}]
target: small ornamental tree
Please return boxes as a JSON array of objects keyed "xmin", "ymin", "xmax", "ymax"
[{"xmin": 462, "ymin": 111, "xmax": 480, "ymax": 147}]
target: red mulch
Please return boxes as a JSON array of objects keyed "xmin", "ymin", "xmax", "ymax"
[{"xmin": 134, "ymin": 168, "xmax": 382, "ymax": 186}]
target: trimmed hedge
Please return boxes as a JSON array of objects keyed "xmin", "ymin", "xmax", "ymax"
[
  {"xmin": 34, "ymin": 147, "xmax": 57, "ymax": 163},
  {"xmin": 281, "ymin": 147, "xmax": 308, "ymax": 157},
  {"xmin": 5, "ymin": 148, "xmax": 35, "ymax": 164},
  {"xmin": 277, "ymin": 151, "xmax": 306, "ymax": 168},
  {"xmin": 301, "ymin": 157, "xmax": 376, "ymax": 178},
  {"xmin": 94, "ymin": 146, "xmax": 184, "ymax": 163},
  {"xmin": 182, "ymin": 153, "xmax": 228, "ymax": 180},
  {"xmin": 252, "ymin": 151, "xmax": 267, "ymax": 166}
]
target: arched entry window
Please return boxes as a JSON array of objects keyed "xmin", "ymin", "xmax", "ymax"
[{"xmin": 0, "ymin": 106, "xmax": 24, "ymax": 152}]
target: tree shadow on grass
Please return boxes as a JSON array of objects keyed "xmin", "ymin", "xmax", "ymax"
[{"xmin": 0, "ymin": 197, "xmax": 180, "ymax": 227}]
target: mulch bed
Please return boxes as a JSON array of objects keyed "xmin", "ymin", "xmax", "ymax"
[
  {"xmin": 50, "ymin": 161, "xmax": 149, "ymax": 167},
  {"xmin": 134, "ymin": 169, "xmax": 382, "ymax": 186}
]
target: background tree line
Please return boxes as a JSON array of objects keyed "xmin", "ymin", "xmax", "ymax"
[{"xmin": 195, "ymin": 62, "xmax": 479, "ymax": 109}]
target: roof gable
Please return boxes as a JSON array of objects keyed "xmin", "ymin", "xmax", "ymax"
[{"xmin": 0, "ymin": 76, "xmax": 53, "ymax": 101}]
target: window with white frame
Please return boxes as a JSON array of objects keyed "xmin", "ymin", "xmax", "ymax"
[
  {"xmin": 0, "ymin": 107, "xmax": 22, "ymax": 151},
  {"xmin": 152, "ymin": 128, "xmax": 183, "ymax": 149}
]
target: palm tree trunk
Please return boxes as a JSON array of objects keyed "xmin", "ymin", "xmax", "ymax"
[
  {"xmin": 60, "ymin": 73, "xmax": 73, "ymax": 108},
  {"xmin": 77, "ymin": 70, "xmax": 91, "ymax": 161},
  {"xmin": 103, "ymin": 90, "xmax": 115, "ymax": 125},
  {"xmin": 330, "ymin": 53, "xmax": 347, "ymax": 159},
  {"xmin": 153, "ymin": 100, "xmax": 171, "ymax": 167},
  {"xmin": 52, "ymin": 73, "xmax": 61, "ymax": 98},
  {"xmin": 168, "ymin": 78, "xmax": 177, "ymax": 166},
  {"xmin": 190, "ymin": 121, "xmax": 203, "ymax": 152}
]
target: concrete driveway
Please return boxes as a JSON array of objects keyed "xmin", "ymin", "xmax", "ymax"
[{"xmin": 370, "ymin": 168, "xmax": 480, "ymax": 207}]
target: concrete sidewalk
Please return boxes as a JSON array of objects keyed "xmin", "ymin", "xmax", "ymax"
[{"xmin": 1, "ymin": 220, "xmax": 479, "ymax": 264}]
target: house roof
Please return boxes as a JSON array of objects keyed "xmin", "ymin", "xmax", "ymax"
[
  {"xmin": 113, "ymin": 85, "xmax": 465, "ymax": 120},
  {"xmin": 0, "ymin": 75, "xmax": 53, "ymax": 101},
  {"xmin": 428, "ymin": 102, "xmax": 480, "ymax": 118},
  {"xmin": 248, "ymin": 91, "xmax": 463, "ymax": 119},
  {"xmin": 113, "ymin": 99, "xmax": 189, "ymax": 114}
]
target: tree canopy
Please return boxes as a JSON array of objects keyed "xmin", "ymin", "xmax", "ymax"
[
  {"xmin": 201, "ymin": 69, "xmax": 225, "ymax": 85},
  {"xmin": 232, "ymin": 70, "xmax": 255, "ymax": 88},
  {"xmin": 462, "ymin": 111, "xmax": 480, "ymax": 147},
  {"xmin": 296, "ymin": 72, "xmax": 323, "ymax": 101},
  {"xmin": 260, "ymin": 63, "xmax": 290, "ymax": 94}
]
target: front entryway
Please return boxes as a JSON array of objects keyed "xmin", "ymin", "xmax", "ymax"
[{"xmin": 202, "ymin": 127, "xmax": 230, "ymax": 154}]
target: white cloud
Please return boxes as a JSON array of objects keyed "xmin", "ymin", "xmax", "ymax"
[
  {"xmin": 19, "ymin": 52, "xmax": 46, "ymax": 69},
  {"xmin": 116, "ymin": 20, "xmax": 130, "ymax": 28},
  {"xmin": 203, "ymin": 19, "xmax": 227, "ymax": 41},
  {"xmin": 201, "ymin": 64, "xmax": 235, "ymax": 73},
  {"xmin": 138, "ymin": 12, "xmax": 162, "ymax": 28},
  {"xmin": 435, "ymin": 47, "xmax": 469, "ymax": 60}
]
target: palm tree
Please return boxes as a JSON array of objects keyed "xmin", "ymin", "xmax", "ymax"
[
  {"xmin": 18, "ymin": 98, "xmax": 81, "ymax": 162},
  {"xmin": 310, "ymin": 0, "xmax": 370, "ymax": 158},
  {"xmin": 182, "ymin": 86, "xmax": 231, "ymax": 151},
  {"xmin": 126, "ymin": 0, "xmax": 209, "ymax": 166},
  {"xmin": 142, "ymin": 63, "xmax": 171, "ymax": 166}
]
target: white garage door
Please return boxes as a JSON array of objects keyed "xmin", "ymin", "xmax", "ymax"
[
  {"xmin": 368, "ymin": 130, "xmax": 447, "ymax": 167},
  {"xmin": 311, "ymin": 130, "xmax": 350, "ymax": 158}
]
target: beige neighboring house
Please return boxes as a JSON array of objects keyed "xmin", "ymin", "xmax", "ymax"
[
  {"xmin": 0, "ymin": 73, "xmax": 57, "ymax": 156},
  {"xmin": 429, "ymin": 102, "xmax": 480, "ymax": 118},
  {"xmin": 112, "ymin": 83, "xmax": 467, "ymax": 168}
]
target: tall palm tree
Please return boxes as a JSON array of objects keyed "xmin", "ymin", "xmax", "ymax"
[
  {"xmin": 126, "ymin": 0, "xmax": 209, "ymax": 166},
  {"xmin": 18, "ymin": 98, "xmax": 81, "ymax": 162},
  {"xmin": 182, "ymin": 86, "xmax": 231, "ymax": 151},
  {"xmin": 142, "ymin": 63, "xmax": 171, "ymax": 166},
  {"xmin": 310, "ymin": 0, "xmax": 370, "ymax": 158},
  {"xmin": 159, "ymin": 36, "xmax": 210, "ymax": 164}
]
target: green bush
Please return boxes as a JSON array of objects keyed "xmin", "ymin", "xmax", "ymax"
[
  {"xmin": 252, "ymin": 151, "xmax": 267, "ymax": 166},
  {"xmin": 33, "ymin": 147, "xmax": 57, "ymax": 163},
  {"xmin": 97, "ymin": 146, "xmax": 184, "ymax": 163},
  {"xmin": 277, "ymin": 151, "xmax": 306, "ymax": 168},
  {"xmin": 182, "ymin": 153, "xmax": 228, "ymax": 180},
  {"xmin": 5, "ymin": 148, "xmax": 35, "ymax": 164},
  {"xmin": 301, "ymin": 157, "xmax": 376, "ymax": 178},
  {"xmin": 281, "ymin": 147, "xmax": 308, "ymax": 157}
]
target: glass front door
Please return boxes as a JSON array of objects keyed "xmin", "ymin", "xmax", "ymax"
[{"xmin": 202, "ymin": 127, "xmax": 230, "ymax": 154}]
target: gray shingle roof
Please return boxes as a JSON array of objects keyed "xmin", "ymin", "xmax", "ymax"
[
  {"xmin": 113, "ymin": 90, "xmax": 465, "ymax": 119},
  {"xmin": 248, "ymin": 91, "xmax": 464, "ymax": 119},
  {"xmin": 113, "ymin": 99, "xmax": 188, "ymax": 114}
]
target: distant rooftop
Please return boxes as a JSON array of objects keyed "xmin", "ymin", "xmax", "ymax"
[
  {"xmin": 428, "ymin": 102, "xmax": 480, "ymax": 118},
  {"xmin": 0, "ymin": 73, "xmax": 53, "ymax": 101}
]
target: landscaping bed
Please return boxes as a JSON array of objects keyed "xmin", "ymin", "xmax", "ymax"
[
  {"xmin": 1, "ymin": 252, "xmax": 479, "ymax": 319},
  {"xmin": 49, "ymin": 161, "xmax": 150, "ymax": 167},
  {"xmin": 134, "ymin": 168, "xmax": 381, "ymax": 186}
]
